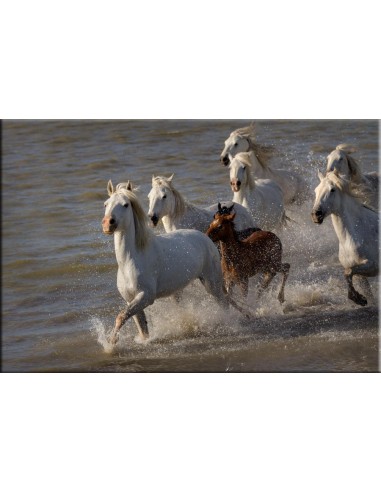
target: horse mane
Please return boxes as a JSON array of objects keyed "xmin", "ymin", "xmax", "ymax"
[
  {"xmin": 213, "ymin": 215, "xmax": 240, "ymax": 242},
  {"xmin": 152, "ymin": 176, "xmax": 186, "ymax": 218},
  {"xmin": 326, "ymin": 171, "xmax": 374, "ymax": 209},
  {"xmin": 232, "ymin": 124, "xmax": 275, "ymax": 169},
  {"xmin": 234, "ymin": 153, "xmax": 256, "ymax": 190},
  {"xmin": 335, "ymin": 144, "xmax": 362, "ymax": 182},
  {"xmin": 116, "ymin": 188, "xmax": 152, "ymax": 249}
]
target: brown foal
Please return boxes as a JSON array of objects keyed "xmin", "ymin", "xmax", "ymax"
[{"xmin": 206, "ymin": 213, "xmax": 290, "ymax": 303}]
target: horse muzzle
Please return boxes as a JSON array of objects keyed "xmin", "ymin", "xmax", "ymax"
[
  {"xmin": 102, "ymin": 216, "xmax": 117, "ymax": 234},
  {"xmin": 230, "ymin": 180, "xmax": 241, "ymax": 192},
  {"xmin": 220, "ymin": 155, "xmax": 230, "ymax": 166},
  {"xmin": 311, "ymin": 210, "xmax": 324, "ymax": 224},
  {"xmin": 148, "ymin": 214, "xmax": 159, "ymax": 227}
]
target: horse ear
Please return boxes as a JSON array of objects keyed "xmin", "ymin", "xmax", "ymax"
[
  {"xmin": 168, "ymin": 173, "xmax": 174, "ymax": 182},
  {"xmin": 152, "ymin": 175, "xmax": 156, "ymax": 185},
  {"xmin": 228, "ymin": 204, "xmax": 234, "ymax": 213},
  {"xmin": 126, "ymin": 180, "xmax": 132, "ymax": 191},
  {"xmin": 107, "ymin": 180, "xmax": 114, "ymax": 196},
  {"xmin": 318, "ymin": 171, "xmax": 324, "ymax": 182},
  {"xmin": 333, "ymin": 168, "xmax": 339, "ymax": 176},
  {"xmin": 218, "ymin": 202, "xmax": 222, "ymax": 212}
]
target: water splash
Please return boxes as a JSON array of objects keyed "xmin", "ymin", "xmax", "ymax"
[{"xmin": 89, "ymin": 316, "xmax": 115, "ymax": 354}]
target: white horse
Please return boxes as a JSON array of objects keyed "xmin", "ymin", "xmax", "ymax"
[
  {"xmin": 147, "ymin": 174, "xmax": 257, "ymax": 232},
  {"xmin": 326, "ymin": 144, "xmax": 379, "ymax": 210},
  {"xmin": 311, "ymin": 170, "xmax": 379, "ymax": 306},
  {"xmin": 102, "ymin": 180, "xmax": 229, "ymax": 348},
  {"xmin": 229, "ymin": 153, "xmax": 287, "ymax": 231},
  {"xmin": 220, "ymin": 124, "xmax": 307, "ymax": 205}
]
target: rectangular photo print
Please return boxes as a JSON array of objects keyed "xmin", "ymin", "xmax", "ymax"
[{"xmin": 2, "ymin": 119, "xmax": 379, "ymax": 372}]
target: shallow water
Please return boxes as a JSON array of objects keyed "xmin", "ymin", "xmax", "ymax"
[{"xmin": 2, "ymin": 119, "xmax": 379, "ymax": 372}]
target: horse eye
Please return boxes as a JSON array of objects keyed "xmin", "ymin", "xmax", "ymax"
[
  {"xmin": 234, "ymin": 143, "xmax": 238, "ymax": 147},
  {"xmin": 163, "ymin": 195, "xmax": 167, "ymax": 199},
  {"xmin": 123, "ymin": 203, "xmax": 129, "ymax": 208},
  {"xmin": 330, "ymin": 188, "xmax": 336, "ymax": 193}
]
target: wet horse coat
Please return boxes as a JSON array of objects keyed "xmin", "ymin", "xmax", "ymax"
[{"xmin": 206, "ymin": 213, "xmax": 290, "ymax": 302}]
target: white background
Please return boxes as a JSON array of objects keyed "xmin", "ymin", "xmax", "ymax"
[{"xmin": 1, "ymin": 1, "xmax": 380, "ymax": 491}]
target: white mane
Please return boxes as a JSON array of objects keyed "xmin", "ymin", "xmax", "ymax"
[
  {"xmin": 325, "ymin": 171, "xmax": 375, "ymax": 210},
  {"xmin": 335, "ymin": 144, "xmax": 362, "ymax": 181},
  {"xmin": 231, "ymin": 124, "xmax": 275, "ymax": 169},
  {"xmin": 112, "ymin": 184, "xmax": 152, "ymax": 249}
]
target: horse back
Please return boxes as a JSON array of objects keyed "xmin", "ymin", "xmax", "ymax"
[{"xmin": 240, "ymin": 230, "xmax": 283, "ymax": 268}]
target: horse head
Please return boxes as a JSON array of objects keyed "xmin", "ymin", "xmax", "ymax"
[
  {"xmin": 147, "ymin": 175, "xmax": 174, "ymax": 227},
  {"xmin": 229, "ymin": 155, "xmax": 250, "ymax": 192},
  {"xmin": 220, "ymin": 130, "xmax": 251, "ymax": 166},
  {"xmin": 103, "ymin": 180, "xmax": 134, "ymax": 234},
  {"xmin": 206, "ymin": 213, "xmax": 236, "ymax": 242},
  {"xmin": 311, "ymin": 171, "xmax": 341, "ymax": 224},
  {"xmin": 326, "ymin": 144, "xmax": 360, "ymax": 181}
]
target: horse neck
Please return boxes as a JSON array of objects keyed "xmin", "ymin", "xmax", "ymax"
[
  {"xmin": 219, "ymin": 229, "xmax": 240, "ymax": 264},
  {"xmin": 247, "ymin": 150, "xmax": 269, "ymax": 178},
  {"xmin": 113, "ymin": 228, "xmax": 137, "ymax": 267},
  {"xmin": 163, "ymin": 200, "xmax": 206, "ymax": 231},
  {"xmin": 330, "ymin": 192, "xmax": 369, "ymax": 241},
  {"xmin": 232, "ymin": 182, "xmax": 249, "ymax": 208}
]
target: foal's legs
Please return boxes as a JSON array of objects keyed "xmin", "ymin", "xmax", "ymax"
[
  {"xmin": 238, "ymin": 278, "xmax": 249, "ymax": 297},
  {"xmin": 257, "ymin": 271, "xmax": 276, "ymax": 299},
  {"xmin": 277, "ymin": 263, "xmax": 290, "ymax": 304}
]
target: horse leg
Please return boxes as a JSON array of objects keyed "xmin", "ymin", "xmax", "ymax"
[
  {"xmin": 109, "ymin": 291, "xmax": 154, "ymax": 345},
  {"xmin": 353, "ymin": 275, "xmax": 375, "ymax": 304},
  {"xmin": 200, "ymin": 274, "xmax": 229, "ymax": 310},
  {"xmin": 277, "ymin": 263, "xmax": 290, "ymax": 304},
  {"xmin": 132, "ymin": 311, "xmax": 149, "ymax": 340},
  {"xmin": 257, "ymin": 271, "xmax": 276, "ymax": 299},
  {"xmin": 109, "ymin": 308, "xmax": 129, "ymax": 346},
  {"xmin": 344, "ymin": 269, "xmax": 367, "ymax": 306},
  {"xmin": 239, "ymin": 278, "xmax": 249, "ymax": 297}
]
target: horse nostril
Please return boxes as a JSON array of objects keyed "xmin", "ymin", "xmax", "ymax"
[
  {"xmin": 109, "ymin": 218, "xmax": 115, "ymax": 225},
  {"xmin": 237, "ymin": 181, "xmax": 241, "ymax": 186},
  {"xmin": 315, "ymin": 210, "xmax": 322, "ymax": 216}
]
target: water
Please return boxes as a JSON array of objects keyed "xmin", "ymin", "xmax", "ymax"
[{"xmin": 2, "ymin": 119, "xmax": 379, "ymax": 372}]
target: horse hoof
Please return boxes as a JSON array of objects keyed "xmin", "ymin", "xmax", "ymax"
[
  {"xmin": 349, "ymin": 293, "xmax": 367, "ymax": 306},
  {"xmin": 357, "ymin": 297, "xmax": 367, "ymax": 307},
  {"xmin": 108, "ymin": 334, "xmax": 119, "ymax": 347}
]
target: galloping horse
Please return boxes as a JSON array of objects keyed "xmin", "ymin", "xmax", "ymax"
[
  {"xmin": 311, "ymin": 170, "xmax": 379, "ymax": 306},
  {"xmin": 220, "ymin": 124, "xmax": 306, "ymax": 204},
  {"xmin": 102, "ymin": 180, "xmax": 229, "ymax": 348},
  {"xmin": 206, "ymin": 213, "xmax": 290, "ymax": 303}
]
